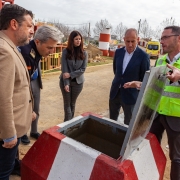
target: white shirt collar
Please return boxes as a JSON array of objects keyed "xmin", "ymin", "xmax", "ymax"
[
  {"xmin": 167, "ymin": 52, "xmax": 180, "ymax": 63},
  {"xmin": 174, "ymin": 52, "xmax": 180, "ymax": 60},
  {"xmin": 17, "ymin": 47, "xmax": 21, "ymax": 52}
]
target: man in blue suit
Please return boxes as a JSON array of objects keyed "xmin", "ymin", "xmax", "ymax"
[{"xmin": 109, "ymin": 28, "xmax": 150, "ymax": 125}]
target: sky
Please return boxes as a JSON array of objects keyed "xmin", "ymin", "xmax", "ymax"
[{"xmin": 15, "ymin": 0, "xmax": 180, "ymax": 36}]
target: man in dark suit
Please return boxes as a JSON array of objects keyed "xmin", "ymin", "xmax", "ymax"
[
  {"xmin": 109, "ymin": 28, "xmax": 150, "ymax": 125},
  {"xmin": 149, "ymin": 26, "xmax": 180, "ymax": 180},
  {"xmin": 20, "ymin": 25, "xmax": 63, "ymax": 145}
]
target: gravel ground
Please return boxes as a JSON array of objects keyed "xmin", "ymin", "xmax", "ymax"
[{"xmin": 10, "ymin": 61, "xmax": 170, "ymax": 180}]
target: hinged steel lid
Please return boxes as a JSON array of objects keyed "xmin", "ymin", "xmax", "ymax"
[{"xmin": 120, "ymin": 66, "xmax": 167, "ymax": 160}]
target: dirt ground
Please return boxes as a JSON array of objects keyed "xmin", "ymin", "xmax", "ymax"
[{"xmin": 10, "ymin": 61, "xmax": 170, "ymax": 180}]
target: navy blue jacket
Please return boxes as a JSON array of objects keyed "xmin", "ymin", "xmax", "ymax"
[
  {"xmin": 109, "ymin": 46, "xmax": 150, "ymax": 105},
  {"xmin": 19, "ymin": 40, "xmax": 43, "ymax": 89}
]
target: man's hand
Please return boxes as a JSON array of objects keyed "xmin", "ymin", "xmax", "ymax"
[
  {"xmin": 63, "ymin": 73, "xmax": 70, "ymax": 79},
  {"xmin": 2, "ymin": 137, "xmax": 17, "ymax": 149},
  {"xmin": 32, "ymin": 111, "xmax": 37, "ymax": 121},
  {"xmin": 123, "ymin": 81, "xmax": 142, "ymax": 89},
  {"xmin": 167, "ymin": 64, "xmax": 180, "ymax": 82},
  {"xmin": 64, "ymin": 85, "xmax": 70, "ymax": 92}
]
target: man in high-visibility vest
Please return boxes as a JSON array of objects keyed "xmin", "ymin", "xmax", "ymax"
[{"xmin": 149, "ymin": 26, "xmax": 180, "ymax": 180}]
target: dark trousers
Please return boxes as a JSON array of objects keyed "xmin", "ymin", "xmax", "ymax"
[
  {"xmin": 31, "ymin": 78, "xmax": 40, "ymax": 133},
  {"xmin": 0, "ymin": 138, "xmax": 20, "ymax": 180},
  {"xmin": 150, "ymin": 114, "xmax": 180, "ymax": 180},
  {"xmin": 109, "ymin": 89, "xmax": 134, "ymax": 125},
  {"xmin": 60, "ymin": 79, "xmax": 83, "ymax": 121}
]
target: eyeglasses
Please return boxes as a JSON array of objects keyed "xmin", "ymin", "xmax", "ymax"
[{"xmin": 160, "ymin": 34, "xmax": 179, "ymax": 41}]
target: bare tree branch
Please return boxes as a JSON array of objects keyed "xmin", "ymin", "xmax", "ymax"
[
  {"xmin": 113, "ymin": 22, "xmax": 127, "ymax": 42},
  {"xmin": 93, "ymin": 19, "xmax": 112, "ymax": 36},
  {"xmin": 153, "ymin": 26, "xmax": 162, "ymax": 40},
  {"xmin": 161, "ymin": 17, "xmax": 176, "ymax": 28},
  {"xmin": 140, "ymin": 19, "xmax": 153, "ymax": 40}
]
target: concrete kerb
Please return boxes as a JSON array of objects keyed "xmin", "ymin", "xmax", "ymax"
[{"xmin": 21, "ymin": 112, "xmax": 166, "ymax": 180}]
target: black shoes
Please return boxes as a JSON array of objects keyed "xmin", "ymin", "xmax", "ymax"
[
  {"xmin": 21, "ymin": 133, "xmax": 40, "ymax": 144},
  {"xmin": 11, "ymin": 168, "xmax": 21, "ymax": 176},
  {"xmin": 21, "ymin": 135, "xmax": 30, "ymax": 145},
  {"xmin": 11, "ymin": 160, "xmax": 21, "ymax": 176},
  {"xmin": 30, "ymin": 132, "xmax": 40, "ymax": 140}
]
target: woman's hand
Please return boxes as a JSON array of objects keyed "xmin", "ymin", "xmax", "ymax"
[
  {"xmin": 63, "ymin": 73, "xmax": 70, "ymax": 79},
  {"xmin": 32, "ymin": 111, "xmax": 37, "ymax": 121},
  {"xmin": 64, "ymin": 85, "xmax": 70, "ymax": 92}
]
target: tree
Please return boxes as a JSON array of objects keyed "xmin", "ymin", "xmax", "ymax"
[
  {"xmin": 113, "ymin": 22, "xmax": 127, "ymax": 42},
  {"xmin": 153, "ymin": 17, "xmax": 177, "ymax": 40},
  {"xmin": 161, "ymin": 17, "xmax": 176, "ymax": 28},
  {"xmin": 153, "ymin": 26, "xmax": 162, "ymax": 41},
  {"xmin": 78, "ymin": 24, "xmax": 90, "ymax": 44},
  {"xmin": 93, "ymin": 19, "xmax": 112, "ymax": 36},
  {"xmin": 45, "ymin": 20, "xmax": 71, "ymax": 42},
  {"xmin": 140, "ymin": 19, "xmax": 153, "ymax": 40},
  {"xmin": 54, "ymin": 23, "xmax": 71, "ymax": 42}
]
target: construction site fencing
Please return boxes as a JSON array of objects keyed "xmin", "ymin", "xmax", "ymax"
[{"xmin": 41, "ymin": 52, "xmax": 62, "ymax": 75}]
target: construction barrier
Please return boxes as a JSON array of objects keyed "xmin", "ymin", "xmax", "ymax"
[
  {"xmin": 140, "ymin": 41, "xmax": 143, "ymax": 46},
  {"xmin": 0, "ymin": 0, "xmax": 14, "ymax": 9},
  {"xmin": 138, "ymin": 41, "xmax": 148, "ymax": 48},
  {"xmin": 21, "ymin": 112, "xmax": 166, "ymax": 180},
  {"xmin": 41, "ymin": 52, "xmax": 62, "ymax": 74},
  {"xmin": 118, "ymin": 45, "xmax": 122, "ymax": 48},
  {"xmin": 99, "ymin": 28, "xmax": 111, "ymax": 56},
  {"xmin": 109, "ymin": 50, "xmax": 115, "ymax": 57}
]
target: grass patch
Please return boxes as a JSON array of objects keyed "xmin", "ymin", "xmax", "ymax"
[
  {"xmin": 88, "ymin": 59, "xmax": 112, "ymax": 67},
  {"xmin": 88, "ymin": 56, "xmax": 113, "ymax": 67},
  {"xmin": 102, "ymin": 56, "xmax": 113, "ymax": 60}
]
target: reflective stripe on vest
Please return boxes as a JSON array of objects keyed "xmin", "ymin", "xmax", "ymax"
[
  {"xmin": 156, "ymin": 55, "xmax": 180, "ymax": 117},
  {"xmin": 144, "ymin": 80, "xmax": 164, "ymax": 111}
]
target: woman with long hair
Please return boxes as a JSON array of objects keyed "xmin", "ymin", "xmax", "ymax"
[{"xmin": 59, "ymin": 30, "xmax": 88, "ymax": 121}]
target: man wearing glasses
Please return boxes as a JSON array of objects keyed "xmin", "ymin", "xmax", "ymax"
[{"xmin": 150, "ymin": 26, "xmax": 180, "ymax": 180}]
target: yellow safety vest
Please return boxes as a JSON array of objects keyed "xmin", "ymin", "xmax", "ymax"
[
  {"xmin": 156, "ymin": 54, "xmax": 180, "ymax": 117},
  {"xmin": 143, "ymin": 76, "xmax": 164, "ymax": 111}
]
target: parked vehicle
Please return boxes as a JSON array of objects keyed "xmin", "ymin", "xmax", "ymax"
[{"xmin": 146, "ymin": 40, "xmax": 160, "ymax": 59}]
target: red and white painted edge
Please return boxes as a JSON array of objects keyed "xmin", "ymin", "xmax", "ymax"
[{"xmin": 21, "ymin": 113, "xmax": 166, "ymax": 180}]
